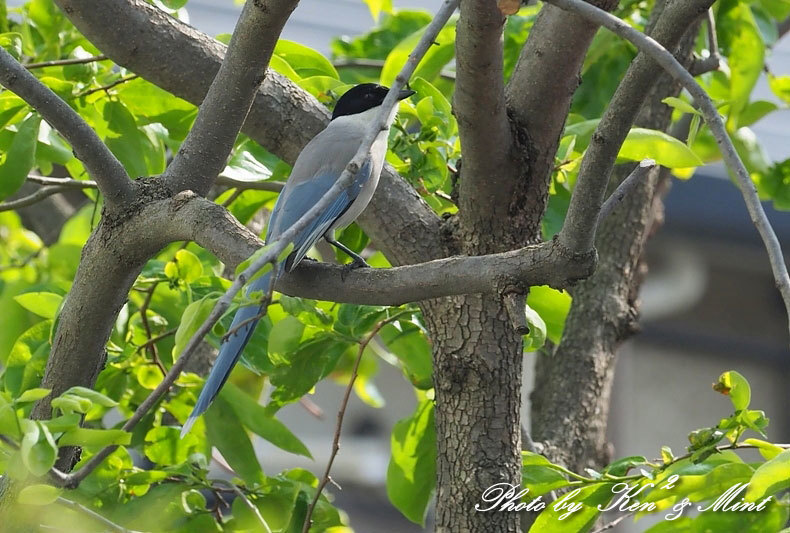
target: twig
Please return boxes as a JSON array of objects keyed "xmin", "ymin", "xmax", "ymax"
[
  {"xmin": 213, "ymin": 479, "xmax": 272, "ymax": 533},
  {"xmin": 689, "ymin": 9, "xmax": 720, "ymax": 76},
  {"xmin": 0, "ymin": 434, "xmax": 19, "ymax": 449},
  {"xmin": 78, "ymin": 74, "xmax": 138, "ymax": 97},
  {"xmin": 135, "ymin": 328, "xmax": 177, "ymax": 353},
  {"xmin": 47, "ymin": 0, "xmax": 458, "ymax": 490},
  {"xmin": 0, "ymin": 47, "xmax": 133, "ymax": 208},
  {"xmin": 26, "ymin": 175, "xmax": 99, "ymax": 189},
  {"xmin": 138, "ymin": 282, "xmax": 167, "ymax": 376},
  {"xmin": 301, "ymin": 311, "xmax": 408, "ymax": 533},
  {"xmin": 546, "ymin": 0, "xmax": 790, "ymax": 339},
  {"xmin": 25, "ymin": 55, "xmax": 108, "ymax": 69},
  {"xmin": 503, "ymin": 292, "xmax": 530, "ymax": 335},
  {"xmin": 0, "ymin": 186, "xmax": 72, "ymax": 212},
  {"xmin": 597, "ymin": 159, "xmax": 656, "ymax": 225},
  {"xmin": 590, "ymin": 511, "xmax": 634, "ymax": 533},
  {"xmin": 216, "ymin": 175, "xmax": 285, "ymax": 192},
  {"xmin": 55, "ymin": 497, "xmax": 139, "ymax": 533},
  {"xmin": 333, "ymin": 58, "xmax": 457, "ymax": 81}
]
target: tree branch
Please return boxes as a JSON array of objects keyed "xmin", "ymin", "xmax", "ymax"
[
  {"xmin": 556, "ymin": 0, "xmax": 713, "ymax": 255},
  {"xmin": 164, "ymin": 0, "xmax": 298, "ymax": 195},
  {"xmin": 596, "ymin": 159, "xmax": 656, "ymax": 226},
  {"xmin": 547, "ymin": 0, "xmax": 790, "ymax": 337},
  {"xmin": 454, "ymin": 0, "xmax": 513, "ymax": 238},
  {"xmin": 0, "ymin": 186, "xmax": 72, "ymax": 212},
  {"xmin": 216, "ymin": 175, "xmax": 284, "ymax": 192},
  {"xmin": 0, "ymin": 48, "xmax": 134, "ymax": 208},
  {"xmin": 51, "ymin": 0, "xmax": 445, "ymax": 266},
  {"xmin": 154, "ymin": 195, "xmax": 594, "ymax": 305},
  {"xmin": 25, "ymin": 55, "xmax": 108, "ymax": 69},
  {"xmin": 505, "ymin": 0, "xmax": 618, "ymax": 199},
  {"xmin": 55, "ymin": 497, "xmax": 139, "ymax": 533},
  {"xmin": 689, "ymin": 9, "xmax": 720, "ymax": 76}
]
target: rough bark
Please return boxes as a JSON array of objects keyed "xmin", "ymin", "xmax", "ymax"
[
  {"xmin": 424, "ymin": 294, "xmax": 523, "ymax": 533},
  {"xmin": 531, "ymin": 1, "xmax": 708, "ymax": 471}
]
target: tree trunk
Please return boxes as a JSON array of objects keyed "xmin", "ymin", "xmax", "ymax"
[{"xmin": 425, "ymin": 294, "xmax": 523, "ymax": 532}]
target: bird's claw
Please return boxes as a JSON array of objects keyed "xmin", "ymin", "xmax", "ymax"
[{"xmin": 340, "ymin": 258, "xmax": 370, "ymax": 281}]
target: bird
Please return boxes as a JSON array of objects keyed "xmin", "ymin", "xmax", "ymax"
[{"xmin": 180, "ymin": 83, "xmax": 415, "ymax": 437}]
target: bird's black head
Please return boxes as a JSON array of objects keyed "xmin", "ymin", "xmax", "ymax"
[{"xmin": 331, "ymin": 83, "xmax": 415, "ymax": 120}]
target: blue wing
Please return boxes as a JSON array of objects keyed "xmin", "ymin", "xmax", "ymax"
[{"xmin": 267, "ymin": 159, "xmax": 372, "ymax": 270}]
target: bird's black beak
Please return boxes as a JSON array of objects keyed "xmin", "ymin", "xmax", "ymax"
[{"xmin": 398, "ymin": 89, "xmax": 416, "ymax": 100}]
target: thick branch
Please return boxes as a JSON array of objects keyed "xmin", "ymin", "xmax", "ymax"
[
  {"xmin": 0, "ymin": 48, "xmax": 133, "ymax": 208},
  {"xmin": 505, "ymin": 0, "xmax": 617, "ymax": 187},
  {"xmin": 454, "ymin": 0, "xmax": 513, "ymax": 233},
  {"xmin": 549, "ymin": 0, "xmax": 790, "ymax": 336},
  {"xmin": 164, "ymin": 0, "xmax": 298, "ymax": 195},
  {"xmin": 158, "ymin": 195, "xmax": 595, "ymax": 304},
  {"xmin": 52, "ymin": 0, "xmax": 445, "ymax": 265},
  {"xmin": 556, "ymin": 0, "xmax": 713, "ymax": 254}
]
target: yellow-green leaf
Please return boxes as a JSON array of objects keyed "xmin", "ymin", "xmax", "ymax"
[
  {"xmin": 619, "ymin": 128, "xmax": 703, "ymax": 169},
  {"xmin": 13, "ymin": 292, "xmax": 62, "ymax": 319},
  {"xmin": 17, "ymin": 484, "xmax": 61, "ymax": 505}
]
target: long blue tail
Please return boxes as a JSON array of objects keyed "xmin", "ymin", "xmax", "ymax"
[{"xmin": 180, "ymin": 272, "xmax": 272, "ymax": 437}]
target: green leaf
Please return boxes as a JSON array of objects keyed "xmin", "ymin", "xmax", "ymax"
[
  {"xmin": 523, "ymin": 303, "xmax": 547, "ymax": 351},
  {"xmin": 13, "ymin": 291, "xmax": 62, "ymax": 319},
  {"xmin": 719, "ymin": 1, "xmax": 765, "ymax": 120},
  {"xmin": 161, "ymin": 0, "xmax": 188, "ymax": 8},
  {"xmin": 172, "ymin": 296, "xmax": 217, "ymax": 359},
  {"xmin": 0, "ymin": 114, "xmax": 40, "ymax": 200},
  {"xmin": 17, "ymin": 484, "xmax": 61, "ymax": 505},
  {"xmin": 173, "ymin": 249, "xmax": 203, "ymax": 283},
  {"xmin": 59, "ymin": 427, "xmax": 131, "ymax": 447},
  {"xmin": 20, "ymin": 420, "xmax": 57, "ymax": 476},
  {"xmin": 50, "ymin": 394, "xmax": 92, "ymax": 415},
  {"xmin": 268, "ymin": 334, "xmax": 351, "ymax": 409},
  {"xmin": 521, "ymin": 452, "xmax": 571, "ymax": 498},
  {"xmin": 745, "ymin": 449, "xmax": 790, "ymax": 501},
  {"xmin": 526, "ymin": 286, "xmax": 572, "ymax": 345},
  {"xmin": 268, "ymin": 315, "xmax": 305, "ymax": 355},
  {"xmin": 387, "ymin": 399, "xmax": 436, "ymax": 525},
  {"xmin": 619, "ymin": 128, "xmax": 703, "ymax": 169},
  {"xmin": 378, "ymin": 320, "xmax": 432, "ymax": 389},
  {"xmin": 528, "ymin": 483, "xmax": 614, "ymax": 533},
  {"xmin": 768, "ymin": 74, "xmax": 790, "ymax": 104},
  {"xmin": 219, "ymin": 383, "xmax": 312, "ymax": 458},
  {"xmin": 274, "ymin": 40, "xmax": 338, "ymax": 79},
  {"xmin": 739, "ymin": 100, "xmax": 779, "ymax": 127},
  {"xmin": 742, "ymin": 438, "xmax": 784, "ymax": 460},
  {"xmin": 662, "ymin": 96, "xmax": 700, "ymax": 116},
  {"xmin": 712, "ymin": 370, "xmax": 751, "ymax": 411},
  {"xmin": 205, "ymin": 394, "xmax": 264, "ymax": 485},
  {"xmin": 41, "ymin": 413, "xmax": 81, "ymax": 434},
  {"xmin": 363, "ymin": 0, "xmax": 393, "ymax": 21},
  {"xmin": 144, "ymin": 426, "xmax": 201, "ymax": 465},
  {"xmin": 60, "ymin": 386, "xmax": 117, "ymax": 407},
  {"xmin": 15, "ymin": 387, "xmax": 51, "ymax": 403}
]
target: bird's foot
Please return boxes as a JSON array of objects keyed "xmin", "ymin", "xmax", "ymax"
[{"xmin": 340, "ymin": 257, "xmax": 370, "ymax": 281}]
